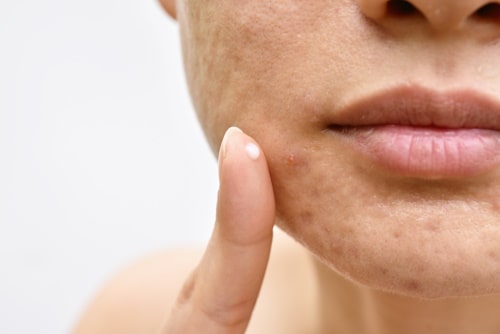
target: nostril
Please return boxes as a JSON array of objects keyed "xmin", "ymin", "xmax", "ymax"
[
  {"xmin": 386, "ymin": 0, "xmax": 420, "ymax": 16},
  {"xmin": 474, "ymin": 2, "xmax": 500, "ymax": 21}
]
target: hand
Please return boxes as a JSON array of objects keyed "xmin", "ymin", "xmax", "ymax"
[{"xmin": 163, "ymin": 127, "xmax": 276, "ymax": 334}]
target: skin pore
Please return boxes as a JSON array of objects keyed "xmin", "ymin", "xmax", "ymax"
[{"xmin": 76, "ymin": 0, "xmax": 500, "ymax": 333}]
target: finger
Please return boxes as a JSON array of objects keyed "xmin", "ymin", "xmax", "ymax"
[{"xmin": 165, "ymin": 127, "xmax": 275, "ymax": 334}]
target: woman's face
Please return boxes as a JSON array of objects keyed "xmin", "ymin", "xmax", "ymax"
[{"xmin": 175, "ymin": 0, "xmax": 500, "ymax": 298}]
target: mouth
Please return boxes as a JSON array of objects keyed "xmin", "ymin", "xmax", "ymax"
[{"xmin": 327, "ymin": 86, "xmax": 500, "ymax": 178}]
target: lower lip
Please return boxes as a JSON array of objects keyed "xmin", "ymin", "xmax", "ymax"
[{"xmin": 334, "ymin": 125, "xmax": 500, "ymax": 177}]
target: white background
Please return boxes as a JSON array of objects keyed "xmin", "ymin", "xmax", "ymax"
[{"xmin": 0, "ymin": 1, "xmax": 217, "ymax": 332}]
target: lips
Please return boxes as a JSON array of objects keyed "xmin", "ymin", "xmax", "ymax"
[{"xmin": 327, "ymin": 86, "xmax": 500, "ymax": 178}]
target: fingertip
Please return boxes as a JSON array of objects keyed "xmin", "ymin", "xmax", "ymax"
[
  {"xmin": 165, "ymin": 127, "xmax": 275, "ymax": 334},
  {"xmin": 216, "ymin": 126, "xmax": 274, "ymax": 243},
  {"xmin": 218, "ymin": 127, "xmax": 266, "ymax": 184},
  {"xmin": 219, "ymin": 126, "xmax": 263, "ymax": 163},
  {"xmin": 219, "ymin": 127, "xmax": 243, "ymax": 163}
]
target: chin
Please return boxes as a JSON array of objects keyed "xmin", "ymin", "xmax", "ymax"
[
  {"xmin": 265, "ymin": 138, "xmax": 500, "ymax": 300},
  {"xmin": 278, "ymin": 208, "xmax": 500, "ymax": 299}
]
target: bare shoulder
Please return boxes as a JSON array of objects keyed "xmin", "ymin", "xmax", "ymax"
[
  {"xmin": 73, "ymin": 247, "xmax": 203, "ymax": 334},
  {"xmin": 73, "ymin": 230, "xmax": 316, "ymax": 334}
]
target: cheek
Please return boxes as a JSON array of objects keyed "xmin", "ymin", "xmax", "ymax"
[
  {"xmin": 263, "ymin": 139, "xmax": 359, "ymax": 244},
  {"xmin": 179, "ymin": 1, "xmax": 365, "ymax": 152},
  {"xmin": 264, "ymin": 139, "xmax": 383, "ymax": 289}
]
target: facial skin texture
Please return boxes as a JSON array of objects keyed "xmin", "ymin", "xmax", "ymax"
[{"xmin": 176, "ymin": 0, "xmax": 500, "ymax": 299}]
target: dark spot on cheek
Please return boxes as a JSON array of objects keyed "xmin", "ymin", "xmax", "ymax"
[
  {"xmin": 329, "ymin": 239, "xmax": 360, "ymax": 260},
  {"xmin": 377, "ymin": 266, "xmax": 389, "ymax": 276},
  {"xmin": 331, "ymin": 242, "xmax": 344, "ymax": 257},
  {"xmin": 392, "ymin": 231, "xmax": 402, "ymax": 239},
  {"xmin": 488, "ymin": 251, "xmax": 500, "ymax": 262},
  {"xmin": 405, "ymin": 280, "xmax": 421, "ymax": 292},
  {"xmin": 299, "ymin": 210, "xmax": 313, "ymax": 225}
]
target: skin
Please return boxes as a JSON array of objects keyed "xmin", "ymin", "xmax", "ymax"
[
  {"xmin": 172, "ymin": 0, "xmax": 500, "ymax": 296},
  {"xmin": 75, "ymin": 0, "xmax": 500, "ymax": 333}
]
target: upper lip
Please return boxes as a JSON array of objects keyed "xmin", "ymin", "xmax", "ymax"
[{"xmin": 329, "ymin": 85, "xmax": 500, "ymax": 130}]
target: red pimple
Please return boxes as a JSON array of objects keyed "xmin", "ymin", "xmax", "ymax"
[{"xmin": 286, "ymin": 154, "xmax": 297, "ymax": 166}]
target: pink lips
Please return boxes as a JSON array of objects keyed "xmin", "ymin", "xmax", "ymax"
[{"xmin": 328, "ymin": 86, "xmax": 500, "ymax": 177}]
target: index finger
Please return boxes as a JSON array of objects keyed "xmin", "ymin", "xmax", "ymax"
[{"xmin": 164, "ymin": 127, "xmax": 275, "ymax": 334}]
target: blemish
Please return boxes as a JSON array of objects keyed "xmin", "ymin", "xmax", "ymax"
[
  {"xmin": 392, "ymin": 231, "xmax": 402, "ymax": 239},
  {"xmin": 286, "ymin": 153, "xmax": 298, "ymax": 166},
  {"xmin": 379, "ymin": 267, "xmax": 389, "ymax": 275},
  {"xmin": 330, "ymin": 241, "xmax": 344, "ymax": 257},
  {"xmin": 284, "ymin": 151, "xmax": 309, "ymax": 171},
  {"xmin": 488, "ymin": 251, "xmax": 499, "ymax": 261},
  {"xmin": 299, "ymin": 210, "xmax": 313, "ymax": 224},
  {"xmin": 405, "ymin": 280, "xmax": 421, "ymax": 292}
]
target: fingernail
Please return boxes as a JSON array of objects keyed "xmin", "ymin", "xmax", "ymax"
[{"xmin": 220, "ymin": 126, "xmax": 243, "ymax": 160}]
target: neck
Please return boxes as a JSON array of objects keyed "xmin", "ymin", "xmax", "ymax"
[{"xmin": 310, "ymin": 256, "xmax": 500, "ymax": 334}]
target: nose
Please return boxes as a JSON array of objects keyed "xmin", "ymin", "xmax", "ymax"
[{"xmin": 358, "ymin": 0, "xmax": 500, "ymax": 32}]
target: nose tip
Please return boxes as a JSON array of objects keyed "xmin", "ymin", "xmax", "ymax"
[{"xmin": 358, "ymin": 0, "xmax": 500, "ymax": 32}]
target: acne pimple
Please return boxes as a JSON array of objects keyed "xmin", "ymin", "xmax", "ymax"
[
  {"xmin": 283, "ymin": 150, "xmax": 310, "ymax": 172},
  {"xmin": 286, "ymin": 152, "xmax": 308, "ymax": 168},
  {"xmin": 286, "ymin": 154, "xmax": 298, "ymax": 166}
]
